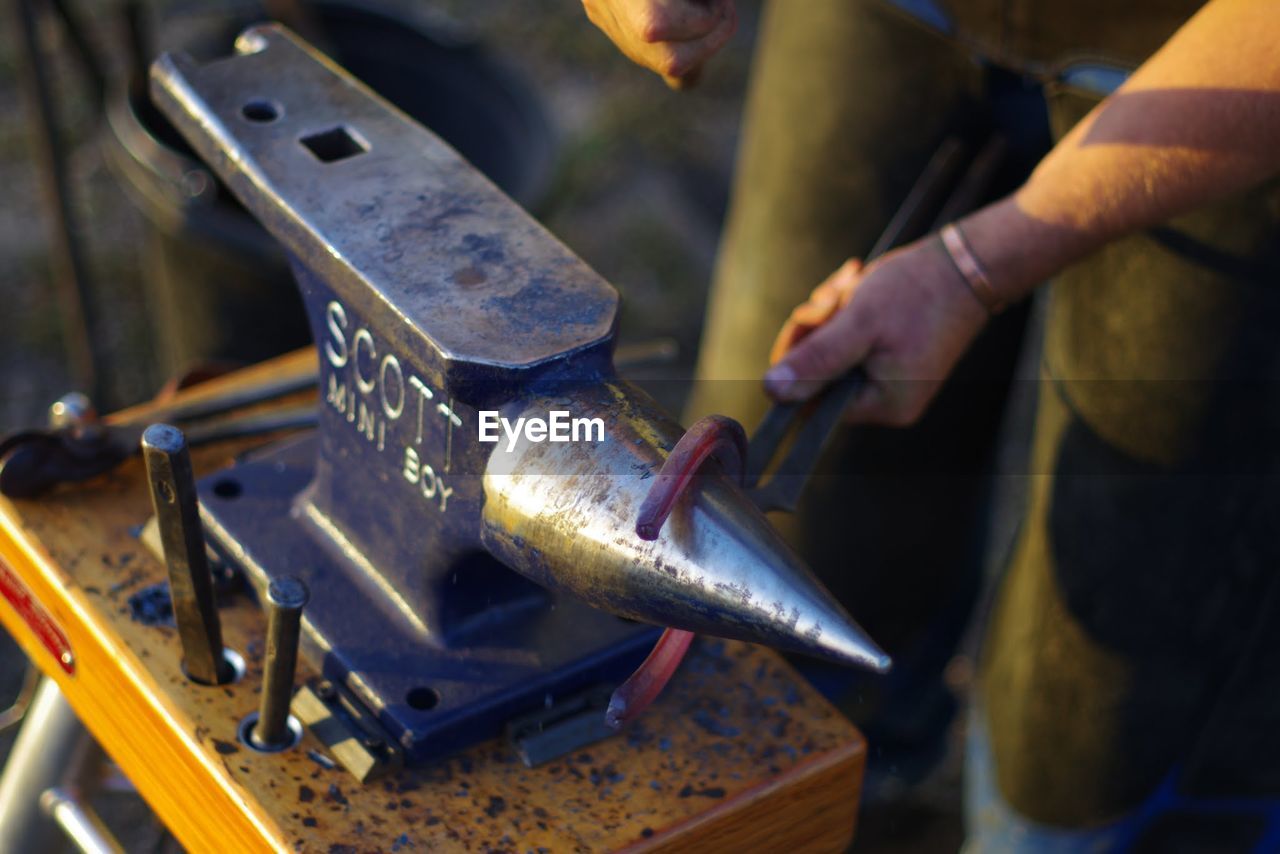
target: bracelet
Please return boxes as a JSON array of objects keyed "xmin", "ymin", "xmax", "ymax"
[{"xmin": 940, "ymin": 223, "xmax": 1004, "ymax": 315}]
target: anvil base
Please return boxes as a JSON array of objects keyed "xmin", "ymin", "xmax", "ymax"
[{"xmin": 196, "ymin": 433, "xmax": 658, "ymax": 762}]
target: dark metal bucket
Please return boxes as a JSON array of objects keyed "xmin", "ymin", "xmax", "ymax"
[{"xmin": 104, "ymin": 3, "xmax": 556, "ymax": 376}]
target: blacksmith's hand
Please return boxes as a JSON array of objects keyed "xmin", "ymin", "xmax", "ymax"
[
  {"xmin": 763, "ymin": 239, "xmax": 989, "ymax": 427},
  {"xmin": 581, "ymin": 0, "xmax": 737, "ymax": 89}
]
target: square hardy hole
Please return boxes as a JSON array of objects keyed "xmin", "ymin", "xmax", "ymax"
[{"xmin": 300, "ymin": 126, "xmax": 368, "ymax": 163}]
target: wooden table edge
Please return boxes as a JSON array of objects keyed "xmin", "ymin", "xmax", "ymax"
[
  {"xmin": 624, "ymin": 739, "xmax": 864, "ymax": 853},
  {"xmin": 0, "ymin": 505, "xmax": 289, "ymax": 852}
]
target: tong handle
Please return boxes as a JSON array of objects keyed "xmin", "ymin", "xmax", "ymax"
[{"xmin": 746, "ymin": 369, "xmax": 865, "ymax": 513}]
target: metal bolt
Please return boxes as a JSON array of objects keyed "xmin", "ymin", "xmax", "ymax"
[
  {"xmin": 47, "ymin": 392, "xmax": 97, "ymax": 431},
  {"xmin": 251, "ymin": 576, "xmax": 309, "ymax": 750}
]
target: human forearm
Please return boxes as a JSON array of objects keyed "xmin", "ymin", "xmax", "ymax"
[{"xmin": 961, "ymin": 0, "xmax": 1280, "ymax": 302}]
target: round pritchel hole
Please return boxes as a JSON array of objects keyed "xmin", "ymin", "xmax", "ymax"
[
  {"xmin": 212, "ymin": 478, "xmax": 243, "ymax": 500},
  {"xmin": 406, "ymin": 686, "xmax": 440, "ymax": 711},
  {"xmin": 241, "ymin": 99, "xmax": 281, "ymax": 123},
  {"xmin": 237, "ymin": 712, "xmax": 303, "ymax": 753},
  {"xmin": 183, "ymin": 647, "xmax": 245, "ymax": 686}
]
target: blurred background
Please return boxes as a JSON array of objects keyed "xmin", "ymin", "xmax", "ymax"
[
  {"xmin": 0, "ymin": 1, "xmax": 972, "ymax": 849},
  {"xmin": 0, "ymin": 0, "xmax": 764, "ymax": 431}
]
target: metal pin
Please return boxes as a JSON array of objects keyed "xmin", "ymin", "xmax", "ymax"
[
  {"xmin": 47, "ymin": 392, "xmax": 96, "ymax": 431},
  {"xmin": 251, "ymin": 576, "xmax": 308, "ymax": 749},
  {"xmin": 141, "ymin": 424, "xmax": 230, "ymax": 685}
]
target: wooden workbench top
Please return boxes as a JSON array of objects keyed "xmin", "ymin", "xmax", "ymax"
[{"xmin": 0, "ymin": 350, "xmax": 864, "ymax": 852}]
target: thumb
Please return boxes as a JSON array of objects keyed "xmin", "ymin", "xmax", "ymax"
[{"xmin": 763, "ymin": 303, "xmax": 874, "ymax": 402}]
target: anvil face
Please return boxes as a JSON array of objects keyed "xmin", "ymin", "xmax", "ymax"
[{"xmin": 151, "ymin": 25, "xmax": 884, "ymax": 760}]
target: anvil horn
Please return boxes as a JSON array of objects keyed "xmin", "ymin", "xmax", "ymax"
[{"xmin": 481, "ymin": 382, "xmax": 891, "ymax": 673}]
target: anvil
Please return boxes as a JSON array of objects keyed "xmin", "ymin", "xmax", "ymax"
[{"xmin": 149, "ymin": 25, "xmax": 885, "ymax": 763}]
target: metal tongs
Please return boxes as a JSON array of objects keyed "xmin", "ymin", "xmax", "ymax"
[
  {"xmin": 615, "ymin": 131, "xmax": 1008, "ymax": 728},
  {"xmin": 746, "ymin": 132, "xmax": 1008, "ymax": 513},
  {"xmin": 0, "ymin": 360, "xmax": 318, "ymax": 499},
  {"xmin": 634, "ymin": 131, "xmax": 1009, "ymax": 533}
]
